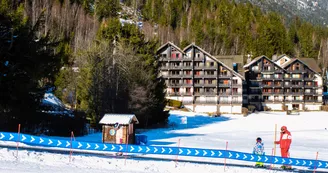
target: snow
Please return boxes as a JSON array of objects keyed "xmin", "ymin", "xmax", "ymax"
[{"xmin": 1, "ymin": 111, "xmax": 328, "ymax": 172}]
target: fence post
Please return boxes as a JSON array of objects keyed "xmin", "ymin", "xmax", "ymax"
[
  {"xmin": 124, "ymin": 126, "xmax": 129, "ymax": 166},
  {"xmin": 224, "ymin": 141, "xmax": 228, "ymax": 171},
  {"xmin": 175, "ymin": 139, "xmax": 181, "ymax": 168},
  {"xmin": 16, "ymin": 124, "xmax": 21, "ymax": 159},
  {"xmin": 313, "ymin": 152, "xmax": 319, "ymax": 173},
  {"xmin": 69, "ymin": 131, "xmax": 75, "ymax": 163}
]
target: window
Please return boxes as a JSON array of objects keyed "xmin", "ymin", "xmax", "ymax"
[
  {"xmin": 171, "ymin": 79, "xmax": 179, "ymax": 84},
  {"xmin": 305, "ymin": 89, "xmax": 311, "ymax": 93},
  {"xmin": 194, "ymin": 71, "xmax": 201, "ymax": 75},
  {"xmin": 185, "ymin": 71, "xmax": 191, "ymax": 75},
  {"xmin": 251, "ymin": 66, "xmax": 259, "ymax": 71},
  {"xmin": 264, "ymin": 66, "xmax": 271, "ymax": 71},
  {"xmin": 232, "ymin": 88, "xmax": 238, "ymax": 93},
  {"xmin": 210, "ymin": 62, "xmax": 215, "ymax": 66},
  {"xmin": 263, "ymin": 74, "xmax": 271, "ymax": 79},
  {"xmin": 194, "ymin": 79, "xmax": 200, "ymax": 84},
  {"xmin": 285, "ymin": 81, "xmax": 290, "ymax": 86},
  {"xmin": 219, "ymin": 88, "xmax": 227, "ymax": 93},
  {"xmin": 185, "ymin": 62, "xmax": 191, "ymax": 66},
  {"xmin": 161, "ymin": 54, "xmax": 167, "ymax": 58},
  {"xmin": 274, "ymin": 74, "xmax": 281, "ymax": 79},
  {"xmin": 173, "ymin": 88, "xmax": 179, "ymax": 92},
  {"xmin": 206, "ymin": 71, "xmax": 214, "ymax": 75},
  {"xmin": 194, "ymin": 88, "xmax": 200, "ymax": 93},
  {"xmin": 220, "ymin": 96, "xmax": 229, "ymax": 102},
  {"xmin": 194, "ymin": 62, "xmax": 200, "ymax": 67},
  {"xmin": 173, "ymin": 62, "xmax": 180, "ymax": 67},
  {"xmin": 274, "ymin": 81, "xmax": 281, "ymax": 86},
  {"xmin": 185, "ymin": 79, "xmax": 192, "ymax": 84},
  {"xmin": 232, "ymin": 80, "xmax": 238, "ymax": 85},
  {"xmin": 292, "ymin": 74, "xmax": 301, "ymax": 78},
  {"xmin": 171, "ymin": 71, "xmax": 180, "ymax": 75},
  {"xmin": 176, "ymin": 53, "xmax": 180, "ymax": 58},
  {"xmin": 263, "ymin": 96, "xmax": 269, "ymax": 101},
  {"xmin": 186, "ymin": 88, "xmax": 191, "ymax": 93}
]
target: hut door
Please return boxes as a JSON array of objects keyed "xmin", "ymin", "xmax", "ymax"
[{"xmin": 106, "ymin": 126, "xmax": 115, "ymax": 143}]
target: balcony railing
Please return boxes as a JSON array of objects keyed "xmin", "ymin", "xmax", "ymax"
[
  {"xmin": 194, "ymin": 65, "xmax": 204, "ymax": 69},
  {"xmin": 219, "ymin": 84, "xmax": 231, "ymax": 87},
  {"xmin": 232, "ymin": 92, "xmax": 242, "ymax": 95},
  {"xmin": 194, "ymin": 83, "xmax": 204, "ymax": 87},
  {"xmin": 204, "ymin": 83, "xmax": 217, "ymax": 87},
  {"xmin": 194, "ymin": 100, "xmax": 217, "ymax": 104},
  {"xmin": 304, "ymin": 91, "xmax": 314, "ymax": 95},
  {"xmin": 218, "ymin": 92, "xmax": 231, "ymax": 96},
  {"xmin": 219, "ymin": 100, "xmax": 243, "ymax": 104},
  {"xmin": 182, "ymin": 66, "xmax": 193, "ymax": 69},
  {"xmin": 204, "ymin": 75, "xmax": 218, "ymax": 78},
  {"xmin": 167, "ymin": 92, "xmax": 180, "ymax": 96},
  {"xmin": 194, "ymin": 74, "xmax": 204, "ymax": 78},
  {"xmin": 262, "ymin": 84, "xmax": 273, "ymax": 87},
  {"xmin": 304, "ymin": 99, "xmax": 320, "ymax": 102},
  {"xmin": 203, "ymin": 65, "xmax": 218, "ymax": 69},
  {"xmin": 304, "ymin": 77, "xmax": 315, "ymax": 81},
  {"xmin": 169, "ymin": 57, "xmax": 183, "ymax": 61},
  {"xmin": 232, "ymin": 84, "xmax": 242, "ymax": 87},
  {"xmin": 304, "ymin": 84, "xmax": 314, "ymax": 88},
  {"xmin": 249, "ymin": 99, "xmax": 263, "ymax": 102},
  {"xmin": 203, "ymin": 92, "xmax": 217, "ymax": 96},
  {"xmin": 291, "ymin": 84, "xmax": 303, "ymax": 87},
  {"xmin": 169, "ymin": 74, "xmax": 183, "ymax": 78},
  {"xmin": 219, "ymin": 74, "xmax": 232, "ymax": 78}
]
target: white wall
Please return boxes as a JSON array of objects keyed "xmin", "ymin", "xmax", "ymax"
[
  {"xmin": 220, "ymin": 106, "xmax": 231, "ymax": 113},
  {"xmin": 194, "ymin": 105, "xmax": 217, "ymax": 113},
  {"xmin": 262, "ymin": 103, "xmax": 283, "ymax": 110},
  {"xmin": 305, "ymin": 104, "xmax": 321, "ymax": 111}
]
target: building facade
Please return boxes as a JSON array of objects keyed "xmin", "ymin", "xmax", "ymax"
[
  {"xmin": 244, "ymin": 55, "xmax": 323, "ymax": 111},
  {"xmin": 156, "ymin": 42, "xmax": 245, "ymax": 114}
]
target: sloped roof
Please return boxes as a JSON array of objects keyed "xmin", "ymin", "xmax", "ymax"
[
  {"xmin": 243, "ymin": 55, "xmax": 265, "ymax": 68},
  {"xmin": 99, "ymin": 114, "xmax": 139, "ymax": 125},
  {"xmin": 156, "ymin": 41, "xmax": 184, "ymax": 54},
  {"xmin": 186, "ymin": 43, "xmax": 245, "ymax": 80},
  {"xmin": 299, "ymin": 58, "xmax": 322, "ymax": 73},
  {"xmin": 274, "ymin": 54, "xmax": 289, "ymax": 62},
  {"xmin": 214, "ymin": 55, "xmax": 245, "ymax": 77},
  {"xmin": 281, "ymin": 58, "xmax": 322, "ymax": 74},
  {"xmin": 280, "ymin": 58, "xmax": 297, "ymax": 69}
]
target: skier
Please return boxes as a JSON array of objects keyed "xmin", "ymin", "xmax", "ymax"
[
  {"xmin": 253, "ymin": 137, "xmax": 265, "ymax": 167},
  {"xmin": 275, "ymin": 126, "xmax": 292, "ymax": 169}
]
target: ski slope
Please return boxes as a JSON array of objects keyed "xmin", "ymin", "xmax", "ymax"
[{"xmin": 1, "ymin": 111, "xmax": 328, "ymax": 173}]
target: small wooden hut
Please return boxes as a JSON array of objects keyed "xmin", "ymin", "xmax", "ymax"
[{"xmin": 99, "ymin": 114, "xmax": 139, "ymax": 144}]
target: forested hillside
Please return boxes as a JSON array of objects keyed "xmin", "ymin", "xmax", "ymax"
[
  {"xmin": 1, "ymin": 0, "xmax": 328, "ymax": 134},
  {"xmin": 0, "ymin": 0, "xmax": 168, "ymax": 134}
]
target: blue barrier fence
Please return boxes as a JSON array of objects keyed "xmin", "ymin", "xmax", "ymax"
[{"xmin": 0, "ymin": 132, "xmax": 327, "ymax": 169}]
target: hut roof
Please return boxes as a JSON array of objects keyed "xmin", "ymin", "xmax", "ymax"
[{"xmin": 99, "ymin": 114, "xmax": 139, "ymax": 125}]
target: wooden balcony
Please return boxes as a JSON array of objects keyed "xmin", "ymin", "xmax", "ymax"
[{"xmin": 219, "ymin": 84, "xmax": 231, "ymax": 87}]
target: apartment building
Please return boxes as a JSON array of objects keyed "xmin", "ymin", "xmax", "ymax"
[
  {"xmin": 244, "ymin": 55, "xmax": 323, "ymax": 111},
  {"xmin": 156, "ymin": 42, "xmax": 245, "ymax": 114}
]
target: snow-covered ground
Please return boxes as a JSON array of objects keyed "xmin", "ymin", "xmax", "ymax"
[{"xmin": 1, "ymin": 111, "xmax": 328, "ymax": 173}]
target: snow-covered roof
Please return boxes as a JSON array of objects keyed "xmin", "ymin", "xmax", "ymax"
[{"xmin": 99, "ymin": 114, "xmax": 139, "ymax": 125}]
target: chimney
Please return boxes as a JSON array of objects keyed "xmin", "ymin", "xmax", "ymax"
[{"xmin": 272, "ymin": 54, "xmax": 278, "ymax": 61}]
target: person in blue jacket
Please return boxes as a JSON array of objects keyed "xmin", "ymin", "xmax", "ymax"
[{"xmin": 253, "ymin": 137, "xmax": 265, "ymax": 167}]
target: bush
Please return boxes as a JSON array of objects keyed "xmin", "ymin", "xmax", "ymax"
[
  {"xmin": 321, "ymin": 105, "xmax": 328, "ymax": 111},
  {"xmin": 282, "ymin": 105, "xmax": 288, "ymax": 111},
  {"xmin": 242, "ymin": 107, "xmax": 249, "ymax": 117},
  {"xmin": 247, "ymin": 105, "xmax": 256, "ymax": 112},
  {"xmin": 263, "ymin": 106, "xmax": 271, "ymax": 111}
]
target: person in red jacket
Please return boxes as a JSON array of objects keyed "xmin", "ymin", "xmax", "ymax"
[{"xmin": 275, "ymin": 126, "xmax": 292, "ymax": 169}]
